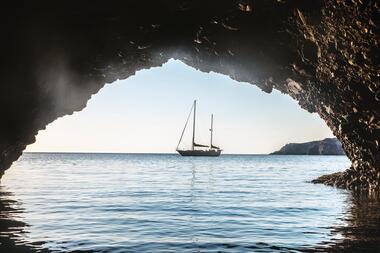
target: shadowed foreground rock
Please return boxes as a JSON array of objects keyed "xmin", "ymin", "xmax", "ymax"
[{"xmin": 0, "ymin": 0, "xmax": 379, "ymax": 190}]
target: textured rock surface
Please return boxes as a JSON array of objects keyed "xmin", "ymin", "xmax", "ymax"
[
  {"xmin": 271, "ymin": 138, "xmax": 345, "ymax": 155},
  {"xmin": 0, "ymin": 0, "xmax": 379, "ymax": 190}
]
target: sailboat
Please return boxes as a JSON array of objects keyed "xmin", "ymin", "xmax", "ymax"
[{"xmin": 176, "ymin": 100, "xmax": 222, "ymax": 157}]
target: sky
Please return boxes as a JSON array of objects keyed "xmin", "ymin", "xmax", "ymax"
[{"xmin": 25, "ymin": 59, "xmax": 334, "ymax": 154}]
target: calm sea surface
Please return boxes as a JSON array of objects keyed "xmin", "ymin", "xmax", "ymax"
[{"xmin": 1, "ymin": 153, "xmax": 379, "ymax": 252}]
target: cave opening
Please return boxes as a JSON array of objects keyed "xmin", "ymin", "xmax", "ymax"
[
  {"xmin": 2, "ymin": 59, "xmax": 354, "ymax": 251},
  {"xmin": 24, "ymin": 59, "xmax": 335, "ymax": 155}
]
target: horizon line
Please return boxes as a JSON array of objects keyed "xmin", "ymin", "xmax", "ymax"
[{"xmin": 24, "ymin": 151, "xmax": 270, "ymax": 155}]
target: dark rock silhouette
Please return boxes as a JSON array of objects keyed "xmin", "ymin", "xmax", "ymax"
[
  {"xmin": 0, "ymin": 0, "xmax": 379, "ymax": 190},
  {"xmin": 271, "ymin": 138, "xmax": 345, "ymax": 155}
]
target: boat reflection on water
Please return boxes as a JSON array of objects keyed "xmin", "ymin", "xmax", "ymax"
[{"xmin": 0, "ymin": 185, "xmax": 379, "ymax": 252}]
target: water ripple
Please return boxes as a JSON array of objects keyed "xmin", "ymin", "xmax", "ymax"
[{"xmin": 1, "ymin": 153, "xmax": 377, "ymax": 252}]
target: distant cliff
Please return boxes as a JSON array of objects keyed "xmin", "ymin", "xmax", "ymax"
[{"xmin": 270, "ymin": 138, "xmax": 345, "ymax": 155}]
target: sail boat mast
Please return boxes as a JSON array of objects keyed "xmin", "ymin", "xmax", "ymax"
[
  {"xmin": 192, "ymin": 100, "xmax": 196, "ymax": 151},
  {"xmin": 210, "ymin": 114, "xmax": 213, "ymax": 149},
  {"xmin": 176, "ymin": 100, "xmax": 221, "ymax": 157}
]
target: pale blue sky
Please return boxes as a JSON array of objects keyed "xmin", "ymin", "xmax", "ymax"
[{"xmin": 26, "ymin": 59, "xmax": 333, "ymax": 154}]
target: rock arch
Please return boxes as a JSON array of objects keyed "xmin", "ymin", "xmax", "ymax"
[{"xmin": 0, "ymin": 0, "xmax": 379, "ymax": 190}]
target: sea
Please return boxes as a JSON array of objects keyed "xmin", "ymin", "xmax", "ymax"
[{"xmin": 1, "ymin": 153, "xmax": 379, "ymax": 252}]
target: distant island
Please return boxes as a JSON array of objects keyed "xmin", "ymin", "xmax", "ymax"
[{"xmin": 270, "ymin": 138, "xmax": 345, "ymax": 155}]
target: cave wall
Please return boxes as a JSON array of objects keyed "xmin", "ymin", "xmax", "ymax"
[{"xmin": 0, "ymin": 0, "xmax": 379, "ymax": 190}]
